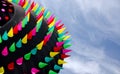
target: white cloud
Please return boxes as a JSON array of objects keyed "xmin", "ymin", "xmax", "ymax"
[{"xmin": 34, "ymin": 0, "xmax": 120, "ymax": 74}]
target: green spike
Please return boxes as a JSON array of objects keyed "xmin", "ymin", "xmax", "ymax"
[
  {"xmin": 35, "ymin": 6, "xmax": 41, "ymax": 14},
  {"xmin": 16, "ymin": 39, "xmax": 22, "ymax": 48},
  {"xmin": 43, "ymin": 9, "xmax": 48, "ymax": 17},
  {"xmin": 31, "ymin": 48, "xmax": 37, "ymax": 55},
  {"xmin": 45, "ymin": 57, "xmax": 53, "ymax": 63},
  {"xmin": 57, "ymin": 37, "xmax": 64, "ymax": 42},
  {"xmin": 54, "ymin": 65, "xmax": 62, "ymax": 70},
  {"xmin": 22, "ymin": 16, "xmax": 28, "ymax": 28},
  {"xmin": 63, "ymin": 44, "xmax": 72, "ymax": 49},
  {"xmin": 48, "ymin": 26, "xmax": 54, "ymax": 31},
  {"xmin": 36, "ymin": 7, "xmax": 42, "ymax": 15},
  {"xmin": 58, "ymin": 32, "xmax": 65, "ymax": 37},
  {"xmin": 13, "ymin": 0, "xmax": 19, "ymax": 4},
  {"xmin": 49, "ymin": 70, "xmax": 57, "ymax": 74},
  {"xmin": 24, "ymin": 53, "xmax": 31, "ymax": 60},
  {"xmin": 36, "ymin": 21, "xmax": 42, "ymax": 32},
  {"xmin": 2, "ymin": 31, "xmax": 8, "ymax": 41},
  {"xmin": 45, "ymin": 11, "xmax": 51, "ymax": 19},
  {"xmin": 9, "ymin": 42, "xmax": 16, "ymax": 52},
  {"xmin": 38, "ymin": 62, "xmax": 48, "ymax": 68},
  {"xmin": 0, "ymin": 35, "xmax": 2, "ymax": 43},
  {"xmin": 64, "ymin": 39, "xmax": 71, "ymax": 44}
]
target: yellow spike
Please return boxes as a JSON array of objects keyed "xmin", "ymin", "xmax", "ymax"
[
  {"xmin": 32, "ymin": 3, "xmax": 39, "ymax": 12},
  {"xmin": 37, "ymin": 16, "xmax": 43, "ymax": 24},
  {"xmin": 27, "ymin": 12, "xmax": 30, "ymax": 21},
  {"xmin": 22, "ymin": 34, "xmax": 28, "ymax": 44},
  {"xmin": 8, "ymin": 27, "xmax": 14, "ymax": 37},
  {"xmin": 36, "ymin": 40, "xmax": 44, "ymax": 50},
  {"xmin": 23, "ymin": 1, "xmax": 28, "ymax": 9},
  {"xmin": 50, "ymin": 52, "xmax": 59, "ymax": 58},
  {"xmin": 8, "ymin": 0, "xmax": 12, "ymax": 2},
  {"xmin": 63, "ymin": 35, "xmax": 71, "ymax": 41},
  {"xmin": 41, "ymin": 7, "xmax": 45, "ymax": 12},
  {"xmin": 0, "ymin": 66, "xmax": 4, "ymax": 74},
  {"xmin": 58, "ymin": 27, "xmax": 66, "ymax": 34},
  {"xmin": 48, "ymin": 19, "xmax": 55, "ymax": 28},
  {"xmin": 58, "ymin": 59, "xmax": 67, "ymax": 65}
]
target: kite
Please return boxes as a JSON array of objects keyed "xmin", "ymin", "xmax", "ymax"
[{"xmin": 0, "ymin": 0, "xmax": 71, "ymax": 74}]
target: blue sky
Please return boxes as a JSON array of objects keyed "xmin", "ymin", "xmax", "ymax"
[{"xmin": 35, "ymin": 0, "xmax": 120, "ymax": 74}]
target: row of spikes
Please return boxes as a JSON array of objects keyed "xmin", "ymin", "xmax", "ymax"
[
  {"xmin": 0, "ymin": 5, "xmax": 45, "ymax": 55},
  {"xmin": 0, "ymin": 13, "xmax": 30, "ymax": 44}
]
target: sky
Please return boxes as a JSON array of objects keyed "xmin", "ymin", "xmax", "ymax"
[{"xmin": 35, "ymin": 0, "xmax": 120, "ymax": 74}]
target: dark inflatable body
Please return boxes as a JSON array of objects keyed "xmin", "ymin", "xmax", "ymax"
[{"xmin": 0, "ymin": 0, "xmax": 71, "ymax": 74}]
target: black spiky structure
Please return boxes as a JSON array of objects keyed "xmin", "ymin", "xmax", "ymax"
[{"xmin": 0, "ymin": 0, "xmax": 71, "ymax": 74}]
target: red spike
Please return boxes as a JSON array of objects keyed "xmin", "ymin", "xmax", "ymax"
[
  {"xmin": 56, "ymin": 24, "xmax": 64, "ymax": 30},
  {"xmin": 37, "ymin": 11, "xmax": 44, "ymax": 20},
  {"xmin": 47, "ymin": 16, "xmax": 54, "ymax": 25},
  {"xmin": 53, "ymin": 46, "xmax": 62, "ymax": 52},
  {"xmin": 13, "ymin": 25, "xmax": 19, "ymax": 34},
  {"xmin": 61, "ymin": 54, "xmax": 70, "ymax": 59},
  {"xmin": 27, "ymin": 30, "xmax": 33, "ymax": 40},
  {"xmin": 21, "ymin": 0, "xmax": 26, "ymax": 7},
  {"xmin": 8, "ymin": 62, "xmax": 14, "ymax": 70},
  {"xmin": 43, "ymin": 34, "xmax": 51, "ymax": 45}
]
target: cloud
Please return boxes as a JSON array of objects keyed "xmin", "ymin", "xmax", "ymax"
[{"xmin": 34, "ymin": 0, "xmax": 120, "ymax": 74}]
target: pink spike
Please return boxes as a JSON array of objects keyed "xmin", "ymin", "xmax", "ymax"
[
  {"xmin": 31, "ymin": 68, "xmax": 40, "ymax": 74},
  {"xmin": 44, "ymin": 33, "xmax": 51, "ymax": 45},
  {"xmin": 1, "ymin": 46, "xmax": 8, "ymax": 56},
  {"xmin": 18, "ymin": 0, "xmax": 23, "ymax": 6},
  {"xmin": 56, "ymin": 42, "xmax": 64, "ymax": 47},
  {"xmin": 47, "ymin": 15, "xmax": 54, "ymax": 24},
  {"xmin": 32, "ymin": 27, "xmax": 36, "ymax": 36},
  {"xmin": 16, "ymin": 57, "xmax": 23, "ymax": 65},
  {"xmin": 17, "ymin": 22, "xmax": 22, "ymax": 31},
  {"xmin": 55, "ymin": 20, "xmax": 61, "ymax": 27},
  {"xmin": 62, "ymin": 49, "xmax": 71, "ymax": 54}
]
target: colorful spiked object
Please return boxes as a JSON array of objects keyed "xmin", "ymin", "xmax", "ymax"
[{"xmin": 0, "ymin": 0, "xmax": 71, "ymax": 74}]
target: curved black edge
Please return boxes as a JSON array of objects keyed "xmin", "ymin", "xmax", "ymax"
[{"xmin": 0, "ymin": 3, "xmax": 25, "ymax": 33}]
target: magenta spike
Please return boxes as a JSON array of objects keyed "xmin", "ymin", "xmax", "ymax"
[
  {"xmin": 37, "ymin": 11, "xmax": 43, "ymax": 20},
  {"xmin": 55, "ymin": 20, "xmax": 61, "ymax": 27},
  {"xmin": 1, "ymin": 46, "xmax": 8, "ymax": 56},
  {"xmin": 17, "ymin": 22, "xmax": 22, "ymax": 31},
  {"xmin": 31, "ymin": 68, "xmax": 40, "ymax": 74},
  {"xmin": 62, "ymin": 49, "xmax": 71, "ymax": 54},
  {"xmin": 16, "ymin": 57, "xmax": 23, "ymax": 65},
  {"xmin": 47, "ymin": 15, "xmax": 54, "ymax": 24},
  {"xmin": 32, "ymin": 27, "xmax": 36, "ymax": 36},
  {"xmin": 56, "ymin": 42, "xmax": 64, "ymax": 47}
]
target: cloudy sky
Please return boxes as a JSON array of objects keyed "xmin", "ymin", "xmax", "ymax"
[{"xmin": 35, "ymin": 0, "xmax": 120, "ymax": 74}]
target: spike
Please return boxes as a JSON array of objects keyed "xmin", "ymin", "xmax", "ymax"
[
  {"xmin": 37, "ymin": 16, "xmax": 43, "ymax": 24},
  {"xmin": 16, "ymin": 57, "xmax": 23, "ymax": 65},
  {"xmin": 32, "ymin": 27, "xmax": 36, "ymax": 36},
  {"xmin": 16, "ymin": 39, "xmax": 22, "ymax": 48},
  {"xmin": 62, "ymin": 49, "xmax": 71, "ymax": 54},
  {"xmin": 0, "ymin": 66, "xmax": 4, "ymax": 74},
  {"xmin": 38, "ymin": 62, "xmax": 48, "ymax": 68},
  {"xmin": 54, "ymin": 65, "xmax": 62, "ymax": 70},
  {"xmin": 2, "ymin": 31, "xmax": 8, "ymax": 41},
  {"xmin": 64, "ymin": 39, "xmax": 71, "ymax": 44},
  {"xmin": 22, "ymin": 34, "xmax": 27, "ymax": 44},
  {"xmin": 45, "ymin": 57, "xmax": 53, "ymax": 63},
  {"xmin": 56, "ymin": 42, "xmax": 64, "ymax": 47},
  {"xmin": 36, "ymin": 21, "xmax": 42, "ymax": 32},
  {"xmin": 24, "ymin": 53, "xmax": 31, "ymax": 60},
  {"xmin": 58, "ymin": 27, "xmax": 66, "ymax": 34},
  {"xmin": 31, "ymin": 68, "xmax": 40, "ymax": 74},
  {"xmin": 27, "ymin": 30, "xmax": 33, "ymax": 40},
  {"xmin": 36, "ymin": 40, "xmax": 44, "ymax": 50},
  {"xmin": 53, "ymin": 47, "xmax": 62, "ymax": 52},
  {"xmin": 1, "ymin": 46, "xmax": 8, "ymax": 56},
  {"xmin": 56, "ymin": 24, "xmax": 64, "ymax": 30},
  {"xmin": 44, "ymin": 34, "xmax": 51, "ymax": 45},
  {"xmin": 8, "ymin": 27, "xmax": 14, "ymax": 37},
  {"xmin": 63, "ymin": 35, "xmax": 71, "ymax": 41},
  {"xmin": 31, "ymin": 48, "xmax": 37, "ymax": 55},
  {"xmin": 48, "ymin": 70, "xmax": 57, "ymax": 74},
  {"xmin": 63, "ymin": 44, "xmax": 72, "ymax": 49},
  {"xmin": 48, "ymin": 19, "xmax": 55, "ymax": 28},
  {"xmin": 13, "ymin": 25, "xmax": 19, "ymax": 34},
  {"xmin": 61, "ymin": 54, "xmax": 70, "ymax": 59},
  {"xmin": 9, "ymin": 42, "xmax": 16, "ymax": 52},
  {"xmin": 8, "ymin": 62, "xmax": 14, "ymax": 70},
  {"xmin": 58, "ymin": 59, "xmax": 66, "ymax": 65},
  {"xmin": 0, "ymin": 35, "xmax": 2, "ymax": 43},
  {"xmin": 32, "ymin": 3, "xmax": 39, "ymax": 12},
  {"xmin": 50, "ymin": 52, "xmax": 59, "ymax": 58},
  {"xmin": 55, "ymin": 20, "xmax": 61, "ymax": 26},
  {"xmin": 17, "ymin": 22, "xmax": 22, "ymax": 31}
]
